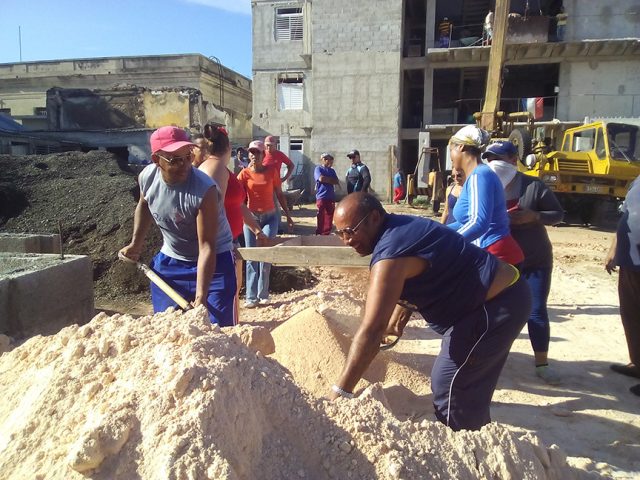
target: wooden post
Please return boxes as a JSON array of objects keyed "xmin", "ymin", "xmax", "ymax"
[{"xmin": 388, "ymin": 145, "xmax": 395, "ymax": 203}]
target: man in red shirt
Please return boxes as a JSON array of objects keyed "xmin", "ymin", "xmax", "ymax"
[
  {"xmin": 263, "ymin": 135, "xmax": 295, "ymax": 232},
  {"xmin": 263, "ymin": 135, "xmax": 294, "ymax": 182}
]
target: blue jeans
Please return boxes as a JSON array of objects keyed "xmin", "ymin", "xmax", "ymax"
[
  {"xmin": 522, "ymin": 266, "xmax": 552, "ymax": 353},
  {"xmin": 556, "ymin": 25, "xmax": 565, "ymax": 42},
  {"xmin": 244, "ymin": 210, "xmax": 279, "ymax": 302}
]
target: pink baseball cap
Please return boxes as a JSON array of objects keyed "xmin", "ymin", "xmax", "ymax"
[
  {"xmin": 248, "ymin": 140, "xmax": 265, "ymax": 152},
  {"xmin": 264, "ymin": 135, "xmax": 277, "ymax": 145},
  {"xmin": 150, "ymin": 126, "xmax": 195, "ymax": 154}
]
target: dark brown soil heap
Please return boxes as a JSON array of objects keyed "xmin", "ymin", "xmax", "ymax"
[
  {"xmin": 0, "ymin": 151, "xmax": 314, "ymax": 303},
  {"xmin": 0, "ymin": 151, "xmax": 159, "ymax": 300}
]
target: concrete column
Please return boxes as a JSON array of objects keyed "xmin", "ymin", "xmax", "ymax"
[
  {"xmin": 423, "ymin": 66, "xmax": 434, "ymax": 125},
  {"xmin": 425, "ymin": 0, "xmax": 436, "ymax": 49},
  {"xmin": 557, "ymin": 61, "xmax": 571, "ymax": 120}
]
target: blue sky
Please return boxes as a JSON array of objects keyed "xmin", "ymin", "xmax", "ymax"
[{"xmin": 0, "ymin": 0, "xmax": 253, "ymax": 78}]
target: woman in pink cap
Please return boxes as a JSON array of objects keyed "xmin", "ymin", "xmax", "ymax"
[
  {"xmin": 119, "ymin": 126, "xmax": 236, "ymax": 326},
  {"xmin": 237, "ymin": 140, "xmax": 294, "ymax": 308}
]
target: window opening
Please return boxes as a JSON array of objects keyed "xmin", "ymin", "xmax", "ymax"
[{"xmin": 275, "ymin": 7, "xmax": 303, "ymax": 41}]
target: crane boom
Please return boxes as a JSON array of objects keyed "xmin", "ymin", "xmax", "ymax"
[{"xmin": 479, "ymin": 0, "xmax": 510, "ymax": 132}]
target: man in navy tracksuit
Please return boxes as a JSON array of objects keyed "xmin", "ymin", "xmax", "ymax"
[{"xmin": 328, "ymin": 192, "xmax": 531, "ymax": 431}]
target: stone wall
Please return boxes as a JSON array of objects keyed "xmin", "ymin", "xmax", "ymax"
[
  {"xmin": 558, "ymin": 59, "xmax": 640, "ymax": 120},
  {"xmin": 310, "ymin": 0, "xmax": 403, "ymax": 197}
]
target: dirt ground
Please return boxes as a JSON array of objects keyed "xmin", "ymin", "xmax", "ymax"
[{"xmin": 2, "ymin": 152, "xmax": 638, "ymax": 478}]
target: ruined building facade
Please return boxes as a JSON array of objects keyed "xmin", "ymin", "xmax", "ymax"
[{"xmin": 0, "ymin": 54, "xmax": 252, "ymax": 158}]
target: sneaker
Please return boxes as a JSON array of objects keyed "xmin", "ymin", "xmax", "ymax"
[
  {"xmin": 258, "ymin": 298, "xmax": 270, "ymax": 306},
  {"xmin": 536, "ymin": 365, "xmax": 561, "ymax": 385},
  {"xmin": 243, "ymin": 301, "xmax": 258, "ymax": 309}
]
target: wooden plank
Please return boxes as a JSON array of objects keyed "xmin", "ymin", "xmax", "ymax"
[{"xmin": 237, "ymin": 245, "xmax": 370, "ymax": 267}]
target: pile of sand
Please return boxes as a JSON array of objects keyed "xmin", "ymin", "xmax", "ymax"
[
  {"xmin": 0, "ymin": 306, "xmax": 594, "ymax": 479},
  {"xmin": 270, "ymin": 307, "xmax": 433, "ymax": 420}
]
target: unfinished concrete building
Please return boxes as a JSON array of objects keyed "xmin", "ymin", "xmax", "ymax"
[
  {"xmin": 251, "ymin": 0, "xmax": 640, "ymax": 197},
  {"xmin": 0, "ymin": 54, "xmax": 253, "ymax": 156}
]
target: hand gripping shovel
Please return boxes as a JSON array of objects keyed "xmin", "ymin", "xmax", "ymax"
[{"xmin": 118, "ymin": 252, "xmax": 192, "ymax": 311}]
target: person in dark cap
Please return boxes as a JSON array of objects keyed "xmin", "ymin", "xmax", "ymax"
[
  {"xmin": 345, "ymin": 149, "xmax": 371, "ymax": 194},
  {"xmin": 484, "ymin": 141, "xmax": 565, "ymax": 385}
]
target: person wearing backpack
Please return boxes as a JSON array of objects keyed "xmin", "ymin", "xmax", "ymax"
[{"xmin": 345, "ymin": 149, "xmax": 372, "ymax": 194}]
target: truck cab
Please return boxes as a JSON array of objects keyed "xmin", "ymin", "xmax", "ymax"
[{"xmin": 522, "ymin": 121, "xmax": 640, "ymax": 200}]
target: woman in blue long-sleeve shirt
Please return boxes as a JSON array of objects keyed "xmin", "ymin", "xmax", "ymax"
[{"xmin": 446, "ymin": 125, "xmax": 524, "ymax": 266}]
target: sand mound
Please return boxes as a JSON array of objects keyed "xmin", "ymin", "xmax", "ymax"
[
  {"xmin": 0, "ymin": 307, "xmax": 592, "ymax": 479},
  {"xmin": 270, "ymin": 307, "xmax": 434, "ymax": 419}
]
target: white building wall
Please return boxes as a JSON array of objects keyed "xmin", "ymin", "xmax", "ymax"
[
  {"xmin": 558, "ymin": 60, "xmax": 640, "ymax": 120},
  {"xmin": 563, "ymin": 0, "xmax": 640, "ymax": 42}
]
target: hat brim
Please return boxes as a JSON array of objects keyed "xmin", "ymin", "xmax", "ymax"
[
  {"xmin": 481, "ymin": 151, "xmax": 506, "ymax": 160},
  {"xmin": 154, "ymin": 140, "xmax": 195, "ymax": 154}
]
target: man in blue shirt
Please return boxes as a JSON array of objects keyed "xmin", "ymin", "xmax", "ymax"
[
  {"xmin": 606, "ymin": 176, "xmax": 640, "ymax": 396},
  {"xmin": 314, "ymin": 153, "xmax": 339, "ymax": 235},
  {"xmin": 328, "ymin": 192, "xmax": 531, "ymax": 431}
]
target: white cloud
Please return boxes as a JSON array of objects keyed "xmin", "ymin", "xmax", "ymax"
[{"xmin": 182, "ymin": 0, "xmax": 251, "ymax": 15}]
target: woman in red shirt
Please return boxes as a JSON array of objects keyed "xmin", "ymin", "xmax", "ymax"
[
  {"xmin": 237, "ymin": 140, "xmax": 294, "ymax": 308},
  {"xmin": 197, "ymin": 125, "xmax": 266, "ymax": 318}
]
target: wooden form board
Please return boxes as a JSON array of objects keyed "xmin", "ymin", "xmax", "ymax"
[{"xmin": 237, "ymin": 235, "xmax": 370, "ymax": 267}]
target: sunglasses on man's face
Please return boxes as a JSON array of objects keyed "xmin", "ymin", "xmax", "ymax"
[
  {"xmin": 157, "ymin": 152, "xmax": 192, "ymax": 165},
  {"xmin": 334, "ymin": 212, "xmax": 371, "ymax": 240}
]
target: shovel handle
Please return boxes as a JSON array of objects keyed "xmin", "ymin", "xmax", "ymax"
[{"xmin": 117, "ymin": 252, "xmax": 192, "ymax": 311}]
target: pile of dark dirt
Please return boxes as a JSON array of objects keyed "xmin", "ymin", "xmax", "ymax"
[
  {"xmin": 0, "ymin": 152, "xmax": 160, "ymax": 300},
  {"xmin": 0, "ymin": 152, "xmax": 315, "ymax": 303}
]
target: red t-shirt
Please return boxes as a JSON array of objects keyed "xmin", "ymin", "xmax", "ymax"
[
  {"xmin": 263, "ymin": 150, "xmax": 293, "ymax": 174},
  {"xmin": 224, "ymin": 168, "xmax": 245, "ymax": 239},
  {"xmin": 237, "ymin": 166, "xmax": 282, "ymax": 213}
]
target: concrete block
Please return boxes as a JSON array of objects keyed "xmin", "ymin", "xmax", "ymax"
[
  {"xmin": 0, "ymin": 253, "xmax": 94, "ymax": 338},
  {"xmin": 0, "ymin": 233, "xmax": 61, "ymax": 254}
]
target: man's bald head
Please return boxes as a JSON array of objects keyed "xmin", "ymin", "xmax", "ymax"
[
  {"xmin": 336, "ymin": 192, "xmax": 386, "ymax": 220},
  {"xmin": 334, "ymin": 192, "xmax": 386, "ymax": 256}
]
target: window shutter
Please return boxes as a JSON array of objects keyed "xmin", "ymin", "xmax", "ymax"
[
  {"xmin": 275, "ymin": 8, "xmax": 303, "ymax": 41},
  {"xmin": 290, "ymin": 15, "xmax": 303, "ymax": 40},
  {"xmin": 277, "ymin": 83, "xmax": 303, "ymax": 111},
  {"xmin": 275, "ymin": 16, "xmax": 290, "ymax": 41}
]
